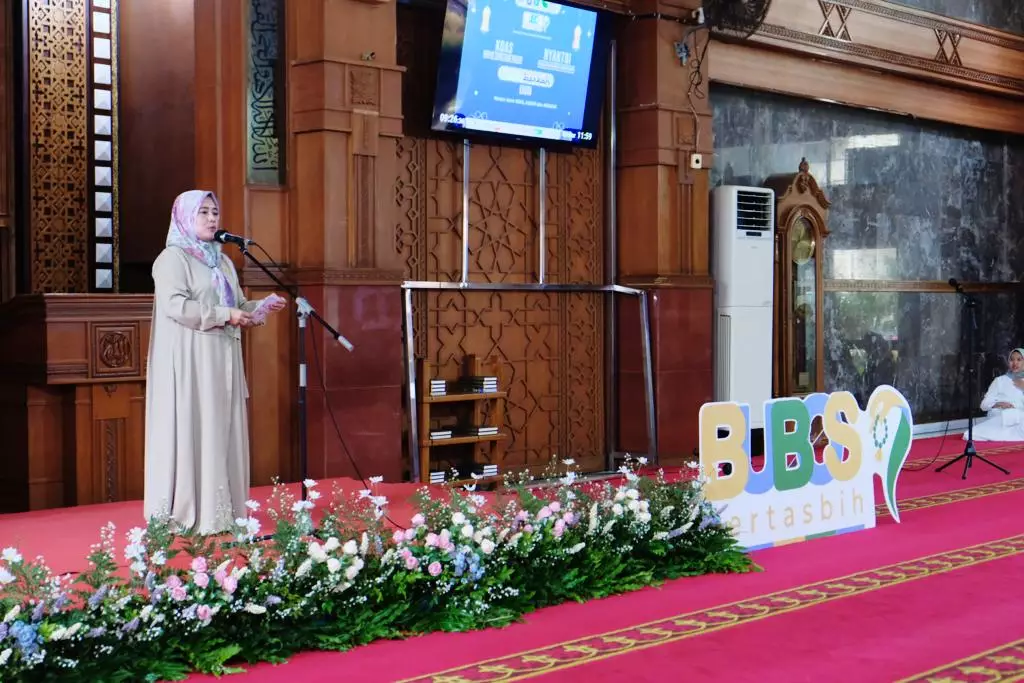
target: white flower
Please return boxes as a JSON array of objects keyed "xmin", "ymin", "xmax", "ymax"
[
  {"xmin": 563, "ymin": 458, "xmax": 576, "ymax": 466},
  {"xmin": 130, "ymin": 561, "xmax": 147, "ymax": 576},
  {"xmin": 296, "ymin": 559, "xmax": 313, "ymax": 577},
  {"xmin": 2, "ymin": 606, "xmax": 19, "ymax": 624},
  {"xmin": 48, "ymin": 626, "xmax": 67, "ymax": 641},
  {"xmin": 612, "ymin": 504, "xmax": 624, "ymax": 516},
  {"xmin": 236, "ymin": 517, "xmax": 261, "ymax": 537},
  {"xmin": 567, "ymin": 542, "xmax": 586, "ymax": 554},
  {"xmin": 308, "ymin": 542, "xmax": 328, "ymax": 563},
  {"xmin": 1, "ymin": 548, "xmax": 22, "ymax": 564},
  {"xmin": 343, "ymin": 540, "xmax": 359, "ymax": 556},
  {"xmin": 303, "ymin": 479, "xmax": 318, "ymax": 489},
  {"xmin": 244, "ymin": 603, "xmax": 267, "ymax": 615},
  {"xmin": 470, "ymin": 494, "xmax": 487, "ymax": 507},
  {"xmin": 244, "ymin": 500, "xmax": 261, "ymax": 511},
  {"xmin": 324, "ymin": 537, "xmax": 341, "ymax": 552},
  {"xmin": 461, "ymin": 525, "xmax": 474, "ymax": 538},
  {"xmin": 451, "ymin": 512, "xmax": 466, "ymax": 525},
  {"xmin": 653, "ymin": 531, "xmax": 669, "ymax": 541},
  {"xmin": 0, "ymin": 649, "xmax": 11, "ymax": 666},
  {"xmin": 660, "ymin": 506, "xmax": 676, "ymax": 518},
  {"xmin": 638, "ymin": 457, "xmax": 648, "ymax": 465},
  {"xmin": 626, "ymin": 489, "xmax": 640, "ymax": 500},
  {"xmin": 359, "ymin": 533, "xmax": 369, "ymax": 555},
  {"xmin": 140, "ymin": 606, "xmax": 154, "ymax": 621},
  {"xmin": 292, "ymin": 500, "xmax": 314, "ymax": 513},
  {"xmin": 358, "ymin": 489, "xmax": 372, "ymax": 499},
  {"xmin": 686, "ymin": 461, "xmax": 700, "ymax": 469},
  {"xmin": 479, "ymin": 539, "xmax": 495, "ymax": 555},
  {"xmin": 151, "ymin": 551, "xmax": 167, "ymax": 566},
  {"xmin": 560, "ymin": 471, "xmax": 577, "ymax": 486},
  {"xmin": 344, "ymin": 565, "xmax": 360, "ymax": 581},
  {"xmin": 127, "ymin": 528, "xmax": 146, "ymax": 544},
  {"xmin": 627, "ymin": 500, "xmax": 640, "ymax": 513},
  {"xmin": 308, "ymin": 490, "xmax": 322, "ymax": 501},
  {"xmin": 369, "ymin": 475, "xmax": 384, "ymax": 484},
  {"xmin": 0, "ymin": 569, "xmax": 14, "ymax": 585},
  {"xmin": 636, "ymin": 512, "xmax": 652, "ymax": 524},
  {"xmin": 326, "ymin": 558, "xmax": 342, "ymax": 574}
]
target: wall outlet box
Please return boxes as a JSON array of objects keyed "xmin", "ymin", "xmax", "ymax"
[{"xmin": 690, "ymin": 153, "xmax": 703, "ymax": 170}]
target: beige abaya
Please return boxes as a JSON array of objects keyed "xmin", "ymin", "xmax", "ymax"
[{"xmin": 143, "ymin": 246, "xmax": 259, "ymax": 535}]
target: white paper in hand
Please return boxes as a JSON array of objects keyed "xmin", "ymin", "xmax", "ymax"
[{"xmin": 250, "ymin": 294, "xmax": 287, "ymax": 324}]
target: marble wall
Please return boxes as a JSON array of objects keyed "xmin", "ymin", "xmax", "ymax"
[
  {"xmin": 711, "ymin": 84, "xmax": 1024, "ymax": 423},
  {"xmin": 892, "ymin": 0, "xmax": 1024, "ymax": 34}
]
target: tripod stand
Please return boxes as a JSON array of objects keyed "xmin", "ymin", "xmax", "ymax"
[
  {"xmin": 936, "ymin": 278, "xmax": 1009, "ymax": 480},
  {"xmin": 235, "ymin": 244, "xmax": 355, "ymax": 500}
]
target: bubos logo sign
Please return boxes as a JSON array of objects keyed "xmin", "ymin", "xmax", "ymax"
[{"xmin": 698, "ymin": 385, "xmax": 913, "ymax": 550}]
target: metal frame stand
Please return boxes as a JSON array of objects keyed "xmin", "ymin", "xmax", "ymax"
[
  {"xmin": 936, "ymin": 282, "xmax": 1009, "ymax": 480},
  {"xmin": 402, "ymin": 43, "xmax": 648, "ymax": 484}
]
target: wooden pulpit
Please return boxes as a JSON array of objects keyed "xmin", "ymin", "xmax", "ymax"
[{"xmin": 0, "ymin": 294, "xmax": 153, "ymax": 512}]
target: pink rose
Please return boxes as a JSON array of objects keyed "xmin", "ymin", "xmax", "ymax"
[
  {"xmin": 425, "ymin": 533, "xmax": 439, "ymax": 547},
  {"xmin": 525, "ymin": 524, "xmax": 534, "ymax": 533},
  {"xmin": 404, "ymin": 555, "xmax": 419, "ymax": 570},
  {"xmin": 553, "ymin": 520, "xmax": 565, "ymax": 538},
  {"xmin": 170, "ymin": 586, "xmax": 188, "ymax": 602},
  {"xmin": 222, "ymin": 575, "xmax": 238, "ymax": 595},
  {"xmin": 403, "ymin": 528, "xmax": 416, "ymax": 542},
  {"xmin": 214, "ymin": 570, "xmax": 227, "ymax": 586},
  {"xmin": 166, "ymin": 575, "xmax": 183, "ymax": 589},
  {"xmin": 515, "ymin": 510, "xmax": 529, "ymax": 522},
  {"xmin": 427, "ymin": 561, "xmax": 442, "ymax": 577},
  {"xmin": 562, "ymin": 512, "xmax": 576, "ymax": 525},
  {"xmin": 193, "ymin": 572, "xmax": 210, "ymax": 589},
  {"xmin": 537, "ymin": 506, "xmax": 552, "ymax": 520},
  {"xmin": 411, "ymin": 513, "xmax": 425, "ymax": 526},
  {"xmin": 549, "ymin": 501, "xmax": 561, "ymax": 513},
  {"xmin": 191, "ymin": 557, "xmax": 208, "ymax": 573},
  {"xmin": 392, "ymin": 529, "xmax": 405, "ymax": 544},
  {"xmin": 196, "ymin": 605, "xmax": 213, "ymax": 622}
]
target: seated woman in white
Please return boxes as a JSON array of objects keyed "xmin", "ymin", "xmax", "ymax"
[{"xmin": 968, "ymin": 347, "xmax": 1024, "ymax": 441}]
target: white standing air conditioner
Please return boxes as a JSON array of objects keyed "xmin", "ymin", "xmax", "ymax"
[{"xmin": 711, "ymin": 185, "xmax": 775, "ymax": 428}]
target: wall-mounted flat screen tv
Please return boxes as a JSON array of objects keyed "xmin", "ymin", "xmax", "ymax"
[{"xmin": 430, "ymin": 0, "xmax": 608, "ymax": 149}]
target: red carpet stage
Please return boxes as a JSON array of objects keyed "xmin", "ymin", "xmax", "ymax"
[{"xmin": 1, "ymin": 436, "xmax": 1022, "ymax": 682}]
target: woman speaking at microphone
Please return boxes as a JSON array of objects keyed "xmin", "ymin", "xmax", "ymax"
[{"xmin": 144, "ymin": 190, "xmax": 286, "ymax": 535}]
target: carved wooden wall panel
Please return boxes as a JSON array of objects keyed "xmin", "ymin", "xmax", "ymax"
[
  {"xmin": 711, "ymin": 0, "xmax": 1024, "ymax": 135},
  {"xmin": 0, "ymin": 3, "xmax": 13, "ymax": 302},
  {"xmin": 25, "ymin": 0, "xmax": 89, "ymax": 293},
  {"xmin": 395, "ymin": 6, "xmax": 606, "ymax": 473}
]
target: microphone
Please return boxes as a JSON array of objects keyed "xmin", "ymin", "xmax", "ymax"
[{"xmin": 213, "ymin": 230, "xmax": 254, "ymax": 247}]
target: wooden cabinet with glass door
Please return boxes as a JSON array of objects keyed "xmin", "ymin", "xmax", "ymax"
[{"xmin": 764, "ymin": 158, "xmax": 831, "ymax": 400}]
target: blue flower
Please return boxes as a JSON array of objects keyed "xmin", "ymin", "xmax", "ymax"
[
  {"xmin": 10, "ymin": 621, "xmax": 40, "ymax": 656},
  {"xmin": 31, "ymin": 601, "xmax": 45, "ymax": 622}
]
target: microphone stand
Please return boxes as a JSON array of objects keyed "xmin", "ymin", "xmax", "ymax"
[
  {"xmin": 233, "ymin": 241, "xmax": 355, "ymax": 501},
  {"xmin": 936, "ymin": 279, "xmax": 1009, "ymax": 479}
]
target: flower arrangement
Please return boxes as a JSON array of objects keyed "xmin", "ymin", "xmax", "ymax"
[{"xmin": 0, "ymin": 458, "xmax": 752, "ymax": 682}]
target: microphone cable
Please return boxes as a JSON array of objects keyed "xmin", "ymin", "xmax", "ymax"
[{"xmin": 248, "ymin": 242, "xmax": 407, "ymax": 530}]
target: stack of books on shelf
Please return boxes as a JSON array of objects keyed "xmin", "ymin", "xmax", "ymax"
[
  {"xmin": 479, "ymin": 463, "xmax": 499, "ymax": 478},
  {"xmin": 429, "ymin": 470, "xmax": 446, "ymax": 485},
  {"xmin": 429, "ymin": 428, "xmax": 453, "ymax": 441},
  {"xmin": 429, "ymin": 379, "xmax": 448, "ymax": 397},
  {"xmin": 463, "ymin": 425, "xmax": 499, "ymax": 437},
  {"xmin": 463, "ymin": 375, "xmax": 498, "ymax": 394}
]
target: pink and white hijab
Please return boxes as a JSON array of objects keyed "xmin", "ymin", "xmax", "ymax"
[{"xmin": 165, "ymin": 190, "xmax": 236, "ymax": 308}]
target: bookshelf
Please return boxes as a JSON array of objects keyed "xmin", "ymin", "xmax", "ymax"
[{"xmin": 417, "ymin": 354, "xmax": 508, "ymax": 484}]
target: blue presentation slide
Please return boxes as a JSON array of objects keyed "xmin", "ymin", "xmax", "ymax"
[{"xmin": 448, "ymin": 0, "xmax": 598, "ymax": 142}]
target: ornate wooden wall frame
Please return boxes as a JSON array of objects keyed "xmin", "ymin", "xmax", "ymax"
[
  {"xmin": 709, "ymin": 0, "xmax": 1024, "ymax": 134},
  {"xmin": 765, "ymin": 159, "xmax": 830, "ymax": 398}
]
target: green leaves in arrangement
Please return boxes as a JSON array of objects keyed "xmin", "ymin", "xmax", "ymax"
[{"xmin": 0, "ymin": 458, "xmax": 753, "ymax": 681}]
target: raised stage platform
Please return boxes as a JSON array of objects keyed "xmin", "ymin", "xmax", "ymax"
[{"xmin": 1, "ymin": 436, "xmax": 1022, "ymax": 682}]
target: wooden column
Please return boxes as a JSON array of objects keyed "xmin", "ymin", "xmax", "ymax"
[
  {"xmin": 285, "ymin": 0, "xmax": 406, "ymax": 482},
  {"xmin": 616, "ymin": 1, "xmax": 715, "ymax": 460}
]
